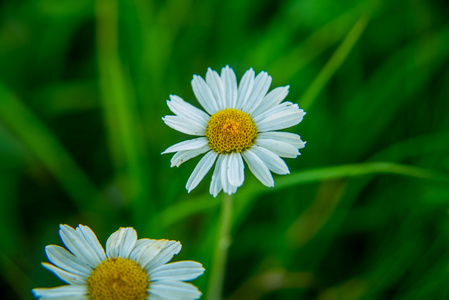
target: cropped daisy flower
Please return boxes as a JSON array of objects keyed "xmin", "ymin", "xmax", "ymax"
[
  {"xmin": 32, "ymin": 224, "xmax": 204, "ymax": 300},
  {"xmin": 162, "ymin": 66, "xmax": 306, "ymax": 197}
]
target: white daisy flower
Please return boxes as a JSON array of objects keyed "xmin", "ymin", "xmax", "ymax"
[
  {"xmin": 162, "ymin": 66, "xmax": 306, "ymax": 197},
  {"xmin": 32, "ymin": 224, "xmax": 205, "ymax": 300}
]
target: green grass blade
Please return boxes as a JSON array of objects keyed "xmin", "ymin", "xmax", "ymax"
[
  {"xmin": 0, "ymin": 82, "xmax": 102, "ymax": 211},
  {"xmin": 300, "ymin": 15, "xmax": 370, "ymax": 110},
  {"xmin": 157, "ymin": 161, "xmax": 447, "ymax": 229},
  {"xmin": 95, "ymin": 0, "xmax": 154, "ymax": 225},
  {"xmin": 274, "ymin": 162, "xmax": 448, "ymax": 191}
]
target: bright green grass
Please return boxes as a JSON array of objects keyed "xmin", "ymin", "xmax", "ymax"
[{"xmin": 1, "ymin": 0, "xmax": 449, "ymax": 299}]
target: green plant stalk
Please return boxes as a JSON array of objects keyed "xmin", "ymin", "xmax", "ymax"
[{"xmin": 207, "ymin": 193, "xmax": 233, "ymax": 300}]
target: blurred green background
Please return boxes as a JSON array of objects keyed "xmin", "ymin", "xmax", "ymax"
[{"xmin": 1, "ymin": 0, "xmax": 449, "ymax": 299}]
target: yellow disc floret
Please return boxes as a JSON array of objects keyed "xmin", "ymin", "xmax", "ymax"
[
  {"xmin": 87, "ymin": 258, "xmax": 149, "ymax": 300},
  {"xmin": 206, "ymin": 109, "xmax": 257, "ymax": 154}
]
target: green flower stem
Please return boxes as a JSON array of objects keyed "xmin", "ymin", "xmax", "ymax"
[{"xmin": 207, "ymin": 193, "xmax": 233, "ymax": 300}]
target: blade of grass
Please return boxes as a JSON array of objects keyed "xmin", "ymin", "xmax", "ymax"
[
  {"xmin": 269, "ymin": 0, "xmax": 379, "ymax": 82},
  {"xmin": 156, "ymin": 161, "xmax": 448, "ymax": 229},
  {"xmin": 0, "ymin": 81, "xmax": 103, "ymax": 212},
  {"xmin": 95, "ymin": 0, "xmax": 154, "ymax": 226},
  {"xmin": 274, "ymin": 162, "xmax": 448, "ymax": 191},
  {"xmin": 300, "ymin": 15, "xmax": 370, "ymax": 111},
  {"xmin": 0, "ymin": 250, "xmax": 35, "ymax": 300}
]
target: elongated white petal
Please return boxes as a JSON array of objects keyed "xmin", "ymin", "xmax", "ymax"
[
  {"xmin": 162, "ymin": 137, "xmax": 209, "ymax": 154},
  {"xmin": 206, "ymin": 68, "xmax": 225, "ymax": 110},
  {"xmin": 186, "ymin": 151, "xmax": 217, "ymax": 192},
  {"xmin": 170, "ymin": 145, "xmax": 210, "ymax": 167},
  {"xmin": 59, "ymin": 225, "xmax": 101, "ymax": 268},
  {"xmin": 42, "ymin": 263, "xmax": 87, "ymax": 285},
  {"xmin": 251, "ymin": 146, "xmax": 289, "ymax": 175},
  {"xmin": 256, "ymin": 105, "xmax": 306, "ymax": 132},
  {"xmin": 150, "ymin": 261, "xmax": 205, "ymax": 281},
  {"xmin": 236, "ymin": 68, "xmax": 255, "ymax": 110},
  {"xmin": 209, "ymin": 155, "xmax": 224, "ymax": 197},
  {"xmin": 253, "ymin": 101, "xmax": 296, "ymax": 123},
  {"xmin": 242, "ymin": 71, "xmax": 272, "ymax": 113},
  {"xmin": 252, "ymin": 86, "xmax": 289, "ymax": 117},
  {"xmin": 220, "ymin": 154, "xmax": 230, "ymax": 193},
  {"xmin": 149, "ymin": 281, "xmax": 202, "ymax": 300},
  {"xmin": 257, "ymin": 131, "xmax": 306, "ymax": 149},
  {"xmin": 45, "ymin": 246, "xmax": 92, "ymax": 277},
  {"xmin": 242, "ymin": 149, "xmax": 274, "ymax": 187},
  {"xmin": 221, "ymin": 65, "xmax": 238, "ymax": 108},
  {"xmin": 167, "ymin": 95, "xmax": 210, "ymax": 124},
  {"xmin": 162, "ymin": 116, "xmax": 206, "ymax": 136},
  {"xmin": 105, "ymin": 227, "xmax": 137, "ymax": 259},
  {"xmin": 191, "ymin": 75, "xmax": 219, "ymax": 114},
  {"xmin": 255, "ymin": 138, "xmax": 300, "ymax": 158},
  {"xmin": 135, "ymin": 240, "xmax": 173, "ymax": 271},
  {"xmin": 76, "ymin": 225, "xmax": 106, "ymax": 262},
  {"xmin": 143, "ymin": 241, "xmax": 182, "ymax": 272},
  {"xmin": 129, "ymin": 239, "xmax": 158, "ymax": 262},
  {"xmin": 227, "ymin": 152, "xmax": 244, "ymax": 187},
  {"xmin": 32, "ymin": 285, "xmax": 88, "ymax": 298}
]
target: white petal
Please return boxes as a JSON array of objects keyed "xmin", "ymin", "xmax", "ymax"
[
  {"xmin": 129, "ymin": 239, "xmax": 158, "ymax": 262},
  {"xmin": 236, "ymin": 68, "xmax": 255, "ymax": 110},
  {"xmin": 191, "ymin": 75, "xmax": 219, "ymax": 114},
  {"xmin": 76, "ymin": 225, "xmax": 107, "ymax": 262},
  {"xmin": 59, "ymin": 225, "xmax": 101, "ymax": 268},
  {"xmin": 167, "ymin": 95, "xmax": 210, "ymax": 124},
  {"xmin": 162, "ymin": 116, "xmax": 206, "ymax": 136},
  {"xmin": 253, "ymin": 101, "xmax": 295, "ymax": 123},
  {"xmin": 143, "ymin": 241, "xmax": 182, "ymax": 272},
  {"xmin": 255, "ymin": 138, "xmax": 300, "ymax": 158},
  {"xmin": 162, "ymin": 137, "xmax": 209, "ymax": 154},
  {"xmin": 250, "ymin": 146, "xmax": 290, "ymax": 175},
  {"xmin": 32, "ymin": 285, "xmax": 88, "ymax": 299},
  {"xmin": 220, "ymin": 154, "xmax": 230, "ymax": 194},
  {"xmin": 45, "ymin": 245, "xmax": 92, "ymax": 277},
  {"xmin": 149, "ymin": 281, "xmax": 202, "ymax": 300},
  {"xmin": 150, "ymin": 261, "xmax": 205, "ymax": 281},
  {"xmin": 42, "ymin": 263, "xmax": 87, "ymax": 285},
  {"xmin": 242, "ymin": 149, "xmax": 274, "ymax": 187},
  {"xmin": 242, "ymin": 71, "xmax": 272, "ymax": 114},
  {"xmin": 136, "ymin": 240, "xmax": 174, "ymax": 271},
  {"xmin": 256, "ymin": 104, "xmax": 306, "ymax": 132},
  {"xmin": 169, "ymin": 145, "xmax": 210, "ymax": 167},
  {"xmin": 205, "ymin": 68, "xmax": 225, "ymax": 110},
  {"xmin": 105, "ymin": 227, "xmax": 137, "ymax": 259},
  {"xmin": 227, "ymin": 152, "xmax": 244, "ymax": 187},
  {"xmin": 221, "ymin": 65, "xmax": 238, "ymax": 108},
  {"xmin": 186, "ymin": 151, "xmax": 218, "ymax": 192},
  {"xmin": 257, "ymin": 131, "xmax": 306, "ymax": 149},
  {"xmin": 209, "ymin": 155, "xmax": 224, "ymax": 197},
  {"xmin": 251, "ymin": 85, "xmax": 290, "ymax": 117}
]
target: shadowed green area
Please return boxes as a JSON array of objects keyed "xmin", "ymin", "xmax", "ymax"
[{"xmin": 1, "ymin": 0, "xmax": 448, "ymax": 299}]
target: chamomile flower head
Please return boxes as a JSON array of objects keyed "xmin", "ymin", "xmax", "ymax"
[
  {"xmin": 162, "ymin": 66, "xmax": 306, "ymax": 197},
  {"xmin": 32, "ymin": 224, "xmax": 204, "ymax": 300}
]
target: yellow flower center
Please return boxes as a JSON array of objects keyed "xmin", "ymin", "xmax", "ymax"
[
  {"xmin": 87, "ymin": 258, "xmax": 149, "ymax": 300},
  {"xmin": 206, "ymin": 109, "xmax": 257, "ymax": 154}
]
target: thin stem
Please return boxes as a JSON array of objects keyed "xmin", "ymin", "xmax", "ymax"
[{"xmin": 207, "ymin": 193, "xmax": 233, "ymax": 300}]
